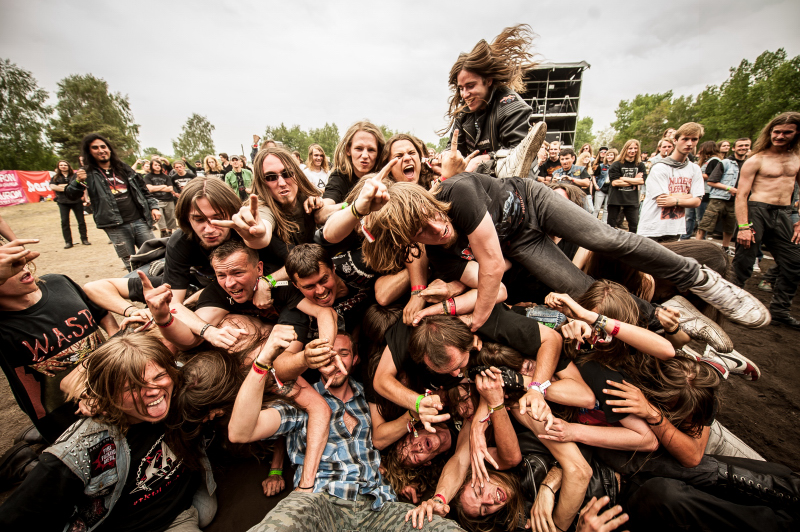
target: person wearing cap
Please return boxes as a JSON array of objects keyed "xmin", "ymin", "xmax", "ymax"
[{"xmin": 224, "ymin": 155, "xmax": 254, "ymax": 201}]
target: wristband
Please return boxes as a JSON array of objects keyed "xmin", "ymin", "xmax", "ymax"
[
  {"xmin": 541, "ymin": 484, "xmax": 555, "ymax": 495},
  {"xmin": 269, "ymin": 469, "xmax": 283, "ymax": 476},
  {"xmin": 360, "ymin": 217, "xmax": 375, "ymax": 243},
  {"xmin": 442, "ymin": 300, "xmax": 449, "ymax": 315},
  {"xmin": 265, "ymin": 274, "xmax": 277, "ymax": 287},
  {"xmin": 340, "ymin": 202, "xmax": 349, "ymax": 209},
  {"xmin": 433, "ymin": 494, "xmax": 447, "ymax": 506},
  {"xmin": 609, "ymin": 320, "xmax": 621, "ymax": 336},
  {"xmin": 411, "ymin": 285, "xmax": 427, "ymax": 292},
  {"xmin": 646, "ymin": 411, "xmax": 664, "ymax": 426},
  {"xmin": 592, "ymin": 314, "xmax": 608, "ymax": 333},
  {"xmin": 156, "ymin": 314, "xmax": 175, "ymax": 328},
  {"xmin": 252, "ymin": 361, "xmax": 267, "ymax": 376},
  {"xmin": 415, "ymin": 394, "xmax": 424, "ymax": 413},
  {"xmin": 254, "ymin": 359, "xmax": 284, "ymax": 389},
  {"xmin": 725, "ymin": 186, "xmax": 731, "ymax": 192},
  {"xmin": 297, "ymin": 484, "xmax": 314, "ymax": 490},
  {"xmin": 448, "ymin": 298, "xmax": 456, "ymax": 316},
  {"xmin": 738, "ymin": 223, "xmax": 753, "ymax": 229},
  {"xmin": 528, "ymin": 380, "xmax": 551, "ymax": 397},
  {"xmin": 351, "ymin": 203, "xmax": 366, "ymax": 219},
  {"xmin": 122, "ymin": 305, "xmax": 135, "ymax": 317},
  {"xmin": 665, "ymin": 324, "xmax": 681, "ymax": 335},
  {"xmin": 199, "ymin": 323, "xmax": 212, "ymax": 337}
]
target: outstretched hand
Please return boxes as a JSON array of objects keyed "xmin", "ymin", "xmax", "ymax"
[
  {"xmin": 354, "ymin": 164, "xmax": 393, "ymax": 215},
  {"xmin": 440, "ymin": 130, "xmax": 479, "ymax": 180},
  {"xmin": 211, "ymin": 195, "xmax": 267, "ymax": 241},
  {"xmin": 138, "ymin": 270, "xmax": 172, "ymax": 323}
]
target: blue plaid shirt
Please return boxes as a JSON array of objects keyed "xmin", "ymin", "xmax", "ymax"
[{"xmin": 269, "ymin": 379, "xmax": 396, "ymax": 510}]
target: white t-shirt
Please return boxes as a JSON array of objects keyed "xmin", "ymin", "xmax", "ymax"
[
  {"xmin": 304, "ymin": 168, "xmax": 329, "ymax": 191},
  {"xmin": 637, "ymin": 161, "xmax": 704, "ymax": 237}
]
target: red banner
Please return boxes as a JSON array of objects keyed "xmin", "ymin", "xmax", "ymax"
[
  {"xmin": 18, "ymin": 171, "xmax": 55, "ymax": 203},
  {"xmin": 0, "ymin": 171, "xmax": 27, "ymax": 207}
]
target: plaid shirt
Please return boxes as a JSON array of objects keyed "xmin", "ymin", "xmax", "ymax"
[{"xmin": 270, "ymin": 379, "xmax": 396, "ymax": 510}]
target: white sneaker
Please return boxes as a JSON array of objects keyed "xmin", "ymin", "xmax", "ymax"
[
  {"xmin": 501, "ymin": 121, "xmax": 547, "ymax": 178},
  {"xmin": 680, "ymin": 346, "xmax": 728, "ymax": 379},
  {"xmin": 753, "ymin": 259, "xmax": 761, "ymax": 273},
  {"xmin": 704, "ymin": 345, "xmax": 761, "ymax": 381},
  {"xmin": 689, "ymin": 267, "xmax": 771, "ymax": 328},
  {"xmin": 661, "ymin": 296, "xmax": 734, "ymax": 353}
]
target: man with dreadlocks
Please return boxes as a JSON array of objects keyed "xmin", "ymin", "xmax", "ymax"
[{"xmin": 441, "ymin": 24, "xmax": 547, "ymax": 179}]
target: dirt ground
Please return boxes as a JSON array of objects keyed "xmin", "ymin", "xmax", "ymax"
[{"xmin": 1, "ymin": 201, "xmax": 799, "ymax": 524}]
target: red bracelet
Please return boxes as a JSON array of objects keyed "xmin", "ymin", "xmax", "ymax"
[
  {"xmin": 252, "ymin": 361, "xmax": 267, "ymax": 376},
  {"xmin": 156, "ymin": 314, "xmax": 175, "ymax": 328},
  {"xmin": 448, "ymin": 298, "xmax": 456, "ymax": 315},
  {"xmin": 433, "ymin": 493, "xmax": 447, "ymax": 506},
  {"xmin": 411, "ymin": 285, "xmax": 427, "ymax": 292},
  {"xmin": 610, "ymin": 320, "xmax": 620, "ymax": 336}
]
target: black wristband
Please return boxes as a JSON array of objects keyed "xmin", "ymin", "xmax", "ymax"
[
  {"xmin": 297, "ymin": 484, "xmax": 314, "ymax": 490},
  {"xmin": 199, "ymin": 323, "xmax": 212, "ymax": 337}
]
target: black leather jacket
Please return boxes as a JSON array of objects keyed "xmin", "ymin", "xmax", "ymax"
[
  {"xmin": 446, "ymin": 85, "xmax": 532, "ymax": 159},
  {"xmin": 66, "ymin": 164, "xmax": 159, "ymax": 228}
]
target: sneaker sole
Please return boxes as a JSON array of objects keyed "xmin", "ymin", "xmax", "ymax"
[
  {"xmin": 662, "ymin": 296, "xmax": 734, "ymax": 353},
  {"xmin": 516, "ymin": 122, "xmax": 547, "ymax": 178},
  {"xmin": 705, "ymin": 345, "xmax": 761, "ymax": 381}
]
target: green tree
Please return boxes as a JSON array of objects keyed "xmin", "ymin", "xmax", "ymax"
[
  {"xmin": 0, "ymin": 59, "xmax": 57, "ymax": 170},
  {"xmin": 141, "ymin": 146, "xmax": 166, "ymax": 158},
  {"xmin": 172, "ymin": 113, "xmax": 215, "ymax": 162},
  {"xmin": 263, "ymin": 123, "xmax": 309, "ymax": 153},
  {"xmin": 436, "ymin": 137, "xmax": 449, "ymax": 152},
  {"xmin": 307, "ymin": 122, "xmax": 340, "ymax": 159},
  {"xmin": 573, "ymin": 116, "xmax": 596, "ymax": 149},
  {"xmin": 49, "ymin": 74, "xmax": 140, "ymax": 164},
  {"xmin": 610, "ymin": 92, "xmax": 673, "ymax": 151}
]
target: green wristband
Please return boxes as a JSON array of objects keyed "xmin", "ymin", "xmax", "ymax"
[
  {"xmin": 266, "ymin": 274, "xmax": 277, "ymax": 287},
  {"xmin": 340, "ymin": 202, "xmax": 349, "ymax": 209},
  {"xmin": 415, "ymin": 394, "xmax": 424, "ymax": 413},
  {"xmin": 269, "ymin": 469, "xmax": 283, "ymax": 476}
]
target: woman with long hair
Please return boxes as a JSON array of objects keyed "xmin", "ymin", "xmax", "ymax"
[
  {"xmin": 378, "ymin": 133, "xmax": 437, "ymax": 190},
  {"xmin": 303, "ymin": 143, "xmax": 330, "ymax": 191},
  {"xmin": 606, "ymin": 139, "xmax": 646, "ymax": 233},
  {"xmin": 50, "ymin": 159, "xmax": 89, "ymax": 248},
  {"xmin": 591, "ymin": 148, "xmax": 617, "ymax": 223},
  {"xmin": 320, "ymin": 120, "xmax": 385, "ymax": 206},
  {"xmin": 203, "ymin": 155, "xmax": 226, "ymax": 180}
]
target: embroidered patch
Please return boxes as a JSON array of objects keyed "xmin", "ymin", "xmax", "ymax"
[
  {"xmin": 500, "ymin": 95, "xmax": 516, "ymax": 104},
  {"xmin": 88, "ymin": 438, "xmax": 117, "ymax": 477}
]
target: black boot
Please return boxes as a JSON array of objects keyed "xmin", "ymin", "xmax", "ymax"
[
  {"xmin": 81, "ymin": 239, "xmax": 91, "ymax": 245},
  {"xmin": 64, "ymin": 243, "xmax": 73, "ymax": 249},
  {"xmin": 717, "ymin": 457, "xmax": 800, "ymax": 514},
  {"xmin": 0, "ymin": 442, "xmax": 38, "ymax": 491}
]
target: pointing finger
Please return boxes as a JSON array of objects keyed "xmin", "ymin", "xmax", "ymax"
[
  {"xmin": 451, "ymin": 130, "xmax": 459, "ymax": 153},
  {"xmin": 137, "ymin": 270, "xmax": 154, "ymax": 291}
]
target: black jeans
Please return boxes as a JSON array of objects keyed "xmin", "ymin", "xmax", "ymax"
[
  {"xmin": 57, "ymin": 201, "xmax": 87, "ymax": 244},
  {"xmin": 607, "ymin": 204, "xmax": 639, "ymax": 233},
  {"xmin": 505, "ymin": 180, "xmax": 701, "ymax": 329},
  {"xmin": 733, "ymin": 202, "xmax": 800, "ymax": 318},
  {"xmin": 626, "ymin": 476, "xmax": 795, "ymax": 532}
]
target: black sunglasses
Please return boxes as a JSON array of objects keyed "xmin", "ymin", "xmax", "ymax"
[{"xmin": 263, "ymin": 170, "xmax": 295, "ymax": 182}]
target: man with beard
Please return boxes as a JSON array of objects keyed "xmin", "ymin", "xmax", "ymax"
[{"xmin": 733, "ymin": 112, "xmax": 800, "ymax": 329}]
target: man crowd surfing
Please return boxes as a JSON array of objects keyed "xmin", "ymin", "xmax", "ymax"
[{"xmin": 1, "ymin": 24, "xmax": 799, "ymax": 532}]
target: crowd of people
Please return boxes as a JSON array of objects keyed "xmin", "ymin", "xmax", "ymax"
[{"xmin": 1, "ymin": 23, "xmax": 799, "ymax": 532}]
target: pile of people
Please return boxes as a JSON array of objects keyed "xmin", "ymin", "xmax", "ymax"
[{"xmin": 1, "ymin": 24, "xmax": 799, "ymax": 532}]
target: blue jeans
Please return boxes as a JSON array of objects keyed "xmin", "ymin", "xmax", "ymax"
[{"xmin": 104, "ymin": 219, "xmax": 154, "ymax": 271}]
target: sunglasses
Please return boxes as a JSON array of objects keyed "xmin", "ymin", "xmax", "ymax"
[{"xmin": 263, "ymin": 170, "xmax": 295, "ymax": 182}]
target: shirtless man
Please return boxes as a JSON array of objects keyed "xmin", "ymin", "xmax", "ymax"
[{"xmin": 733, "ymin": 112, "xmax": 800, "ymax": 329}]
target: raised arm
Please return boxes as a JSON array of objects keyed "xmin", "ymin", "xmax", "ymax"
[{"xmin": 466, "ymin": 214, "xmax": 506, "ymax": 332}]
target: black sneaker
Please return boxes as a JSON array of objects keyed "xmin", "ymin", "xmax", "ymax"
[
  {"xmin": 771, "ymin": 315, "xmax": 800, "ymax": 330},
  {"xmin": 64, "ymin": 243, "xmax": 73, "ymax": 249}
]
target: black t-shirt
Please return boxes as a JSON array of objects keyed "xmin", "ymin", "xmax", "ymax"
[
  {"xmin": 0, "ymin": 274, "xmax": 107, "ymax": 441},
  {"xmin": 539, "ymin": 159, "xmax": 562, "ymax": 179},
  {"xmin": 279, "ymin": 282, "xmax": 372, "ymax": 343},
  {"xmin": 703, "ymin": 159, "xmax": 721, "ymax": 180},
  {"xmin": 96, "ymin": 423, "xmax": 200, "ymax": 532},
  {"xmin": 206, "ymin": 170, "xmax": 226, "ymax": 180},
  {"xmin": 222, "ymin": 163, "xmax": 233, "ymax": 174},
  {"xmin": 171, "ymin": 172, "xmax": 192, "ymax": 193},
  {"xmin": 385, "ymin": 303, "xmax": 545, "ymax": 391},
  {"xmin": 576, "ymin": 360, "xmax": 627, "ymax": 425},
  {"xmin": 100, "ymin": 168, "xmax": 142, "ymax": 222},
  {"xmin": 233, "ymin": 171, "xmax": 247, "ymax": 200},
  {"xmin": 53, "ymin": 172, "xmax": 81, "ymax": 204},
  {"xmin": 427, "ymin": 173, "xmax": 528, "ymax": 265},
  {"xmin": 143, "ymin": 173, "xmax": 176, "ymax": 203},
  {"xmin": 197, "ymin": 279, "xmax": 304, "ymax": 324},
  {"xmin": 322, "ymin": 169, "xmax": 355, "ymax": 204},
  {"xmin": 607, "ymin": 161, "xmax": 647, "ymax": 206}
]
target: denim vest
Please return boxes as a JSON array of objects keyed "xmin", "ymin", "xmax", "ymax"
[
  {"xmin": 47, "ymin": 417, "xmax": 215, "ymax": 532},
  {"xmin": 700, "ymin": 157, "xmax": 720, "ymax": 195},
  {"xmin": 595, "ymin": 164, "xmax": 610, "ymax": 189},
  {"xmin": 709, "ymin": 158, "xmax": 739, "ymax": 201}
]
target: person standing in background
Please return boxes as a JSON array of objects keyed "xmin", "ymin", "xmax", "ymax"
[{"xmin": 50, "ymin": 160, "xmax": 90, "ymax": 249}]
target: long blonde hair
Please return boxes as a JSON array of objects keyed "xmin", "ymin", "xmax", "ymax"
[
  {"xmin": 252, "ymin": 147, "xmax": 321, "ymax": 244},
  {"xmin": 615, "ymin": 139, "xmax": 641, "ymax": 165},
  {"xmin": 305, "ymin": 143, "xmax": 329, "ymax": 173},
  {"xmin": 332, "ymin": 121, "xmax": 385, "ymax": 182}
]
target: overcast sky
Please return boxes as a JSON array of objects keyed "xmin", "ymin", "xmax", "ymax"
[{"xmin": 2, "ymin": 0, "xmax": 799, "ymax": 156}]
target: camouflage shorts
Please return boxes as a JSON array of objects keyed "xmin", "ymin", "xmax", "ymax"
[{"xmin": 247, "ymin": 491, "xmax": 465, "ymax": 532}]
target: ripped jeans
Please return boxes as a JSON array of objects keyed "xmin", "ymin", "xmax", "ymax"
[{"xmin": 104, "ymin": 219, "xmax": 154, "ymax": 271}]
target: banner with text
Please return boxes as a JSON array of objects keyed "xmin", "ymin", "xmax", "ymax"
[
  {"xmin": 18, "ymin": 171, "xmax": 55, "ymax": 203},
  {"xmin": 0, "ymin": 171, "xmax": 28, "ymax": 207}
]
